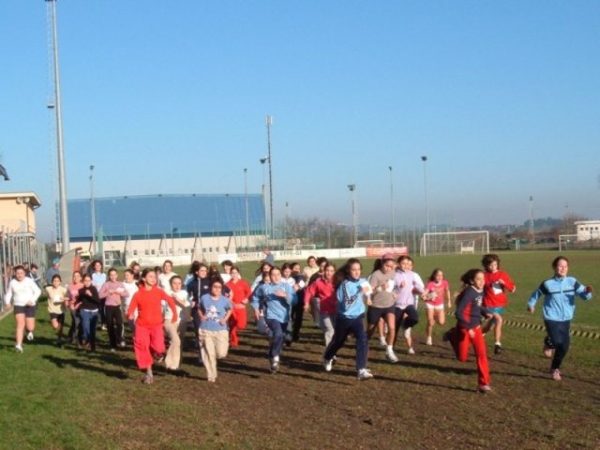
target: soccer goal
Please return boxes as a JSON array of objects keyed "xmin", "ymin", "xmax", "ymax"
[
  {"xmin": 420, "ymin": 231, "xmax": 490, "ymax": 256},
  {"xmin": 558, "ymin": 234, "xmax": 578, "ymax": 252}
]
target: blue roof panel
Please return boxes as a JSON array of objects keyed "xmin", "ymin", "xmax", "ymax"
[{"xmin": 67, "ymin": 194, "xmax": 266, "ymax": 240}]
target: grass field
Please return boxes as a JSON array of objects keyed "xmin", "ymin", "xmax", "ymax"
[{"xmin": 1, "ymin": 251, "xmax": 599, "ymax": 449}]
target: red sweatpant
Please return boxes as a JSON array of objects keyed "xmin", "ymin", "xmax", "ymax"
[
  {"xmin": 228, "ymin": 306, "xmax": 247, "ymax": 347},
  {"xmin": 449, "ymin": 325, "xmax": 490, "ymax": 386},
  {"xmin": 134, "ymin": 324, "xmax": 165, "ymax": 370}
]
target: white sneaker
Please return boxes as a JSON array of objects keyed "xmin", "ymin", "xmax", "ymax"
[
  {"xmin": 407, "ymin": 347, "xmax": 416, "ymax": 355},
  {"xmin": 323, "ymin": 358, "xmax": 333, "ymax": 372},
  {"xmin": 378, "ymin": 336, "xmax": 387, "ymax": 347},
  {"xmin": 404, "ymin": 328, "xmax": 411, "ymax": 339},
  {"xmin": 426, "ymin": 336, "xmax": 433, "ymax": 346},
  {"xmin": 385, "ymin": 347, "xmax": 399, "ymax": 363},
  {"xmin": 15, "ymin": 344, "xmax": 23, "ymax": 353},
  {"xmin": 357, "ymin": 368, "xmax": 374, "ymax": 381},
  {"xmin": 26, "ymin": 331, "xmax": 34, "ymax": 342},
  {"xmin": 270, "ymin": 359, "xmax": 280, "ymax": 373}
]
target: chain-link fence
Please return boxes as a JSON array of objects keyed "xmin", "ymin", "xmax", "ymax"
[{"xmin": 0, "ymin": 231, "xmax": 47, "ymax": 313}]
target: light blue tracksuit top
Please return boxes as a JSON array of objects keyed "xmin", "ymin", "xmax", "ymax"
[
  {"xmin": 527, "ymin": 276, "xmax": 592, "ymax": 322},
  {"xmin": 336, "ymin": 278, "xmax": 367, "ymax": 319},
  {"xmin": 251, "ymin": 282, "xmax": 295, "ymax": 323}
]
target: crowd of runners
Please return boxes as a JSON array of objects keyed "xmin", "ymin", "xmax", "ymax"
[{"xmin": 2, "ymin": 253, "xmax": 593, "ymax": 391}]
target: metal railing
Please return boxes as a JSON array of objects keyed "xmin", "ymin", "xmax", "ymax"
[{"xmin": 0, "ymin": 230, "xmax": 48, "ymax": 313}]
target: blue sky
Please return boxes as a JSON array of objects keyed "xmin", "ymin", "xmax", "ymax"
[{"xmin": 1, "ymin": 1, "xmax": 599, "ymax": 242}]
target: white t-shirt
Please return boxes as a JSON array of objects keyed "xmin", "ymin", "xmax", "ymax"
[
  {"xmin": 5, "ymin": 277, "xmax": 42, "ymax": 307},
  {"xmin": 122, "ymin": 281, "xmax": 139, "ymax": 319},
  {"xmin": 158, "ymin": 272, "xmax": 177, "ymax": 290}
]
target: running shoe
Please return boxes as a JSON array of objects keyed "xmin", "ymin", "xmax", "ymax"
[
  {"xmin": 386, "ymin": 347, "xmax": 399, "ymax": 363},
  {"xmin": 15, "ymin": 344, "xmax": 23, "ymax": 353},
  {"xmin": 407, "ymin": 347, "xmax": 415, "ymax": 355},
  {"xmin": 426, "ymin": 336, "xmax": 433, "ymax": 346},
  {"xmin": 551, "ymin": 369, "xmax": 562, "ymax": 381},
  {"xmin": 270, "ymin": 359, "xmax": 280, "ymax": 374},
  {"xmin": 378, "ymin": 336, "xmax": 387, "ymax": 347},
  {"xmin": 26, "ymin": 331, "xmax": 34, "ymax": 342},
  {"xmin": 119, "ymin": 341, "xmax": 126, "ymax": 348},
  {"xmin": 494, "ymin": 344, "xmax": 503, "ymax": 355},
  {"xmin": 478, "ymin": 385, "xmax": 492, "ymax": 393},
  {"xmin": 357, "ymin": 368, "xmax": 374, "ymax": 381},
  {"xmin": 323, "ymin": 358, "xmax": 333, "ymax": 372},
  {"xmin": 141, "ymin": 374, "xmax": 154, "ymax": 384}
]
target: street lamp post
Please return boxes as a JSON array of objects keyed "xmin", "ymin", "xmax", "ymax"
[
  {"xmin": 90, "ymin": 165, "xmax": 97, "ymax": 256},
  {"xmin": 244, "ymin": 168, "xmax": 250, "ymax": 250},
  {"xmin": 265, "ymin": 115, "xmax": 274, "ymax": 241},
  {"xmin": 421, "ymin": 156, "xmax": 430, "ymax": 234},
  {"xmin": 389, "ymin": 165, "xmax": 395, "ymax": 246},
  {"xmin": 260, "ymin": 157, "xmax": 269, "ymax": 243},
  {"xmin": 47, "ymin": 0, "xmax": 70, "ymax": 252},
  {"xmin": 347, "ymin": 184, "xmax": 357, "ymax": 247}
]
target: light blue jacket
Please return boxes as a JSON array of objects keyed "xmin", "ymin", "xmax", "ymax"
[
  {"xmin": 251, "ymin": 282, "xmax": 295, "ymax": 323},
  {"xmin": 528, "ymin": 276, "xmax": 592, "ymax": 322},
  {"xmin": 336, "ymin": 278, "xmax": 368, "ymax": 319}
]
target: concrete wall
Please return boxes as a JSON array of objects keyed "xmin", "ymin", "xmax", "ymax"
[{"xmin": 0, "ymin": 197, "xmax": 37, "ymax": 233}]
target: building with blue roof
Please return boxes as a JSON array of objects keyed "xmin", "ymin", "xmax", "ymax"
[{"xmin": 66, "ymin": 193, "xmax": 266, "ymax": 266}]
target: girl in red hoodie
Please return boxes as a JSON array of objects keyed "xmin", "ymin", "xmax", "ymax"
[
  {"xmin": 127, "ymin": 268, "xmax": 178, "ymax": 384},
  {"xmin": 303, "ymin": 263, "xmax": 337, "ymax": 348}
]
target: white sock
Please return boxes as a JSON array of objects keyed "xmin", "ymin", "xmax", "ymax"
[
  {"xmin": 495, "ymin": 341, "xmax": 501, "ymax": 346},
  {"xmin": 273, "ymin": 355, "xmax": 280, "ymax": 362},
  {"xmin": 386, "ymin": 345, "xmax": 393, "ymax": 351}
]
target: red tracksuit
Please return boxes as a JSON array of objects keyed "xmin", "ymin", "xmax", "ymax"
[
  {"xmin": 127, "ymin": 285, "xmax": 177, "ymax": 369},
  {"xmin": 448, "ymin": 286, "xmax": 490, "ymax": 387},
  {"xmin": 226, "ymin": 279, "xmax": 251, "ymax": 347}
]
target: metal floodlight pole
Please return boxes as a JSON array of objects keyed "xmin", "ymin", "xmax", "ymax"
[
  {"xmin": 260, "ymin": 157, "xmax": 268, "ymax": 244},
  {"xmin": 389, "ymin": 165, "xmax": 395, "ymax": 246},
  {"xmin": 347, "ymin": 184, "xmax": 357, "ymax": 247},
  {"xmin": 529, "ymin": 195, "xmax": 535, "ymax": 244},
  {"xmin": 421, "ymin": 155, "xmax": 430, "ymax": 234},
  {"xmin": 48, "ymin": 0, "xmax": 70, "ymax": 252},
  {"xmin": 90, "ymin": 165, "xmax": 97, "ymax": 256},
  {"xmin": 265, "ymin": 115, "xmax": 274, "ymax": 241},
  {"xmin": 244, "ymin": 168, "xmax": 250, "ymax": 249}
]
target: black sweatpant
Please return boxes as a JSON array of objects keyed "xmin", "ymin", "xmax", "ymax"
[
  {"xmin": 105, "ymin": 305, "xmax": 124, "ymax": 349},
  {"xmin": 545, "ymin": 319, "xmax": 571, "ymax": 370}
]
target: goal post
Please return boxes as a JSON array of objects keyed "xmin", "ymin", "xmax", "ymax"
[
  {"xmin": 420, "ymin": 231, "xmax": 490, "ymax": 256},
  {"xmin": 558, "ymin": 234, "xmax": 578, "ymax": 252}
]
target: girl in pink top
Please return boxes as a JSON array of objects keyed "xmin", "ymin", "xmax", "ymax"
[
  {"xmin": 99, "ymin": 268, "xmax": 127, "ymax": 351},
  {"xmin": 66, "ymin": 271, "xmax": 83, "ymax": 345},
  {"xmin": 423, "ymin": 268, "xmax": 452, "ymax": 346}
]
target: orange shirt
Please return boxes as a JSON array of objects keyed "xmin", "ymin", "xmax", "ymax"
[{"xmin": 127, "ymin": 285, "xmax": 177, "ymax": 327}]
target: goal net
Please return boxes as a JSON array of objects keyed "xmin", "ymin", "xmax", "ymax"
[
  {"xmin": 558, "ymin": 234, "xmax": 578, "ymax": 251},
  {"xmin": 420, "ymin": 231, "xmax": 489, "ymax": 256}
]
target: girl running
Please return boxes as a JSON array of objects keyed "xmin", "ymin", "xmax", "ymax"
[
  {"xmin": 77, "ymin": 274, "xmax": 101, "ymax": 351},
  {"xmin": 304, "ymin": 263, "xmax": 337, "ymax": 348},
  {"xmin": 127, "ymin": 269, "xmax": 178, "ymax": 384},
  {"xmin": 443, "ymin": 269, "xmax": 492, "ymax": 393},
  {"xmin": 199, "ymin": 279, "xmax": 233, "ymax": 382},
  {"xmin": 423, "ymin": 268, "xmax": 452, "ymax": 346},
  {"xmin": 122, "ymin": 269, "xmax": 139, "ymax": 339},
  {"xmin": 393, "ymin": 256, "xmax": 424, "ymax": 354},
  {"xmin": 99, "ymin": 268, "xmax": 127, "ymax": 351},
  {"xmin": 220, "ymin": 260, "xmax": 234, "ymax": 284},
  {"xmin": 90, "ymin": 260, "xmax": 107, "ymax": 330},
  {"xmin": 527, "ymin": 256, "xmax": 593, "ymax": 381},
  {"xmin": 323, "ymin": 258, "xmax": 374, "ymax": 380},
  {"xmin": 225, "ymin": 266, "xmax": 251, "ymax": 347},
  {"xmin": 251, "ymin": 267, "xmax": 295, "ymax": 373},
  {"xmin": 45, "ymin": 274, "xmax": 68, "ymax": 346},
  {"xmin": 480, "ymin": 254, "xmax": 516, "ymax": 354},
  {"xmin": 367, "ymin": 256, "xmax": 398, "ymax": 362},
  {"xmin": 66, "ymin": 271, "xmax": 83, "ymax": 345},
  {"xmin": 163, "ymin": 275, "xmax": 190, "ymax": 371},
  {"xmin": 4, "ymin": 265, "xmax": 42, "ymax": 352},
  {"xmin": 158, "ymin": 260, "xmax": 177, "ymax": 290},
  {"xmin": 250, "ymin": 261, "xmax": 274, "ymax": 292}
]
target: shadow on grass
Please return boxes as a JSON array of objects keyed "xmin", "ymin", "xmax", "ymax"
[{"xmin": 42, "ymin": 354, "xmax": 130, "ymax": 379}]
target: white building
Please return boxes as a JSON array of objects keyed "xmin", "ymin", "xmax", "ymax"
[{"xmin": 574, "ymin": 220, "xmax": 600, "ymax": 241}]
